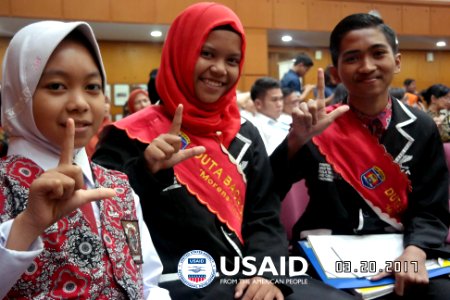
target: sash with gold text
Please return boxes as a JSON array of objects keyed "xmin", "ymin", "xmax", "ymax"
[
  {"xmin": 312, "ymin": 106, "xmax": 411, "ymax": 229},
  {"xmin": 115, "ymin": 106, "xmax": 247, "ymax": 243}
]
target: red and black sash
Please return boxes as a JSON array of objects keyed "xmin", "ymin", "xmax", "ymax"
[
  {"xmin": 312, "ymin": 106, "xmax": 411, "ymax": 229},
  {"xmin": 115, "ymin": 106, "xmax": 247, "ymax": 243}
]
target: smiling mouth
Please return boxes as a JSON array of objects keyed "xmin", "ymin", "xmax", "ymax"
[{"xmin": 203, "ymin": 78, "xmax": 224, "ymax": 88}]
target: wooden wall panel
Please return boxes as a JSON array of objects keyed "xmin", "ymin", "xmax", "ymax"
[
  {"xmin": 238, "ymin": 75, "xmax": 264, "ymax": 92},
  {"xmin": 99, "ymin": 41, "xmax": 163, "ymax": 84},
  {"xmin": 62, "ymin": 0, "xmax": 110, "ymax": 21},
  {"xmin": 243, "ymin": 28, "xmax": 269, "ymax": 75},
  {"xmin": 154, "ymin": 0, "xmax": 197, "ymax": 24},
  {"xmin": 212, "ymin": 0, "xmax": 236, "ymax": 12},
  {"xmin": 11, "ymin": 0, "xmax": 62, "ymax": 18},
  {"xmin": 110, "ymin": 0, "xmax": 155, "ymax": 23},
  {"xmin": 236, "ymin": 0, "xmax": 272, "ymax": 28},
  {"xmin": 372, "ymin": 4, "xmax": 403, "ymax": 33},
  {"xmin": 0, "ymin": 0, "xmax": 10, "ymax": 16},
  {"xmin": 430, "ymin": 6, "xmax": 450, "ymax": 36},
  {"xmin": 402, "ymin": 5, "xmax": 430, "ymax": 35},
  {"xmin": 272, "ymin": 0, "xmax": 307, "ymax": 30},
  {"xmin": 341, "ymin": 1, "xmax": 372, "ymax": 17},
  {"xmin": 307, "ymin": 1, "xmax": 342, "ymax": 31}
]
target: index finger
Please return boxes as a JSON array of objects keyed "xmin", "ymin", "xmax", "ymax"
[
  {"xmin": 316, "ymin": 68, "xmax": 325, "ymax": 100},
  {"xmin": 59, "ymin": 118, "xmax": 75, "ymax": 165},
  {"xmin": 169, "ymin": 104, "xmax": 183, "ymax": 135}
]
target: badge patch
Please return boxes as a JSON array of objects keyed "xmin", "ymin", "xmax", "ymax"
[
  {"xmin": 178, "ymin": 250, "xmax": 216, "ymax": 289},
  {"xmin": 179, "ymin": 131, "xmax": 190, "ymax": 149},
  {"xmin": 121, "ymin": 220, "xmax": 143, "ymax": 264},
  {"xmin": 361, "ymin": 166, "xmax": 385, "ymax": 189}
]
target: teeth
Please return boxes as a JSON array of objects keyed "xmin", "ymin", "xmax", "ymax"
[{"xmin": 204, "ymin": 79, "xmax": 222, "ymax": 87}]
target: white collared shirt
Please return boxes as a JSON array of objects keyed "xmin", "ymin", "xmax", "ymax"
[{"xmin": 251, "ymin": 113, "xmax": 290, "ymax": 155}]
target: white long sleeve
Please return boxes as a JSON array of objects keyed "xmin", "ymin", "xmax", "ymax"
[{"xmin": 0, "ymin": 220, "xmax": 44, "ymax": 298}]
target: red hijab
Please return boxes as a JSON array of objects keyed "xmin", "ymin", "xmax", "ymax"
[
  {"xmin": 114, "ymin": 3, "xmax": 248, "ymax": 242},
  {"xmin": 155, "ymin": 2, "xmax": 246, "ymax": 147},
  {"xmin": 127, "ymin": 89, "xmax": 149, "ymax": 114}
]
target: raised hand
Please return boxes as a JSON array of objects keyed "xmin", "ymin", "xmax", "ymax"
[
  {"xmin": 6, "ymin": 119, "xmax": 116, "ymax": 251},
  {"xmin": 144, "ymin": 104, "xmax": 206, "ymax": 174},
  {"xmin": 287, "ymin": 68, "xmax": 350, "ymax": 158}
]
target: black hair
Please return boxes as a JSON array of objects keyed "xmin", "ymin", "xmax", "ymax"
[
  {"xmin": 329, "ymin": 13, "xmax": 398, "ymax": 66},
  {"xmin": 403, "ymin": 78, "xmax": 415, "ymax": 86},
  {"xmin": 331, "ymin": 83, "xmax": 348, "ymax": 104},
  {"xmin": 147, "ymin": 68, "xmax": 160, "ymax": 104},
  {"xmin": 282, "ymin": 87, "xmax": 296, "ymax": 98},
  {"xmin": 389, "ymin": 87, "xmax": 405, "ymax": 100},
  {"xmin": 420, "ymin": 84, "xmax": 450, "ymax": 105},
  {"xmin": 294, "ymin": 53, "xmax": 314, "ymax": 67},
  {"xmin": 250, "ymin": 77, "xmax": 280, "ymax": 101}
]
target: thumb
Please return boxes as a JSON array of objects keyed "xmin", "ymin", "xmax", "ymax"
[{"xmin": 327, "ymin": 104, "xmax": 350, "ymax": 122}]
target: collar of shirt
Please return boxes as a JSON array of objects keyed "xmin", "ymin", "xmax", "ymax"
[
  {"xmin": 351, "ymin": 97, "xmax": 392, "ymax": 131},
  {"xmin": 8, "ymin": 137, "xmax": 95, "ymax": 187}
]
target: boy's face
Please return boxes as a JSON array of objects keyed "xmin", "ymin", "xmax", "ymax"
[
  {"xmin": 194, "ymin": 29, "xmax": 242, "ymax": 104},
  {"xmin": 255, "ymin": 88, "xmax": 284, "ymax": 120},
  {"xmin": 331, "ymin": 27, "xmax": 401, "ymax": 103},
  {"xmin": 33, "ymin": 39, "xmax": 105, "ymax": 149}
]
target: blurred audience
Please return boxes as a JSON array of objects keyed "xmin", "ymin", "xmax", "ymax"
[
  {"xmin": 421, "ymin": 84, "xmax": 450, "ymax": 143},
  {"xmin": 147, "ymin": 68, "xmax": 160, "ymax": 104},
  {"xmin": 127, "ymin": 89, "xmax": 151, "ymax": 114}
]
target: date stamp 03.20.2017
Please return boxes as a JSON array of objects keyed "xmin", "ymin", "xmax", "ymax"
[{"xmin": 335, "ymin": 260, "xmax": 419, "ymax": 275}]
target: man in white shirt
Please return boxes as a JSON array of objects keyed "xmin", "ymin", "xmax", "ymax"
[{"xmin": 250, "ymin": 77, "xmax": 290, "ymax": 155}]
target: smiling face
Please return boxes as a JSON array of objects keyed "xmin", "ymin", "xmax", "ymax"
[
  {"xmin": 33, "ymin": 38, "xmax": 105, "ymax": 149},
  {"xmin": 133, "ymin": 93, "xmax": 151, "ymax": 112},
  {"xmin": 332, "ymin": 27, "xmax": 401, "ymax": 108},
  {"xmin": 193, "ymin": 29, "xmax": 242, "ymax": 104}
]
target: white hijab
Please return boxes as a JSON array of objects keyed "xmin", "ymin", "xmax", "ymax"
[{"xmin": 1, "ymin": 21, "xmax": 106, "ymax": 154}]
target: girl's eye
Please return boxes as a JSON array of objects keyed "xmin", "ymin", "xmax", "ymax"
[
  {"xmin": 200, "ymin": 50, "xmax": 213, "ymax": 58},
  {"xmin": 86, "ymin": 83, "xmax": 102, "ymax": 91},
  {"xmin": 227, "ymin": 57, "xmax": 240, "ymax": 66},
  {"xmin": 46, "ymin": 83, "xmax": 65, "ymax": 90}
]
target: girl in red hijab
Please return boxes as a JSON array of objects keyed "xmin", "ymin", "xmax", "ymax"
[
  {"xmin": 127, "ymin": 88, "xmax": 151, "ymax": 114},
  {"xmin": 94, "ymin": 3, "xmax": 356, "ymax": 300}
]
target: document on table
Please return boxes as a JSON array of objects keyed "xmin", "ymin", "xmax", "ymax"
[{"xmin": 305, "ymin": 234, "xmax": 450, "ymax": 279}]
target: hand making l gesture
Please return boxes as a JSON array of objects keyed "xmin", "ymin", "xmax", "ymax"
[
  {"xmin": 287, "ymin": 68, "xmax": 350, "ymax": 158},
  {"xmin": 144, "ymin": 104, "xmax": 206, "ymax": 174},
  {"xmin": 6, "ymin": 119, "xmax": 116, "ymax": 251}
]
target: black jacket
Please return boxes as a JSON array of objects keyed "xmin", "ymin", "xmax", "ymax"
[
  {"xmin": 271, "ymin": 99, "xmax": 450, "ymax": 257},
  {"xmin": 93, "ymin": 118, "xmax": 289, "ymax": 278}
]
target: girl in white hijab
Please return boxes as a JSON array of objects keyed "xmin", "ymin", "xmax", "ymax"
[{"xmin": 0, "ymin": 21, "xmax": 169, "ymax": 299}]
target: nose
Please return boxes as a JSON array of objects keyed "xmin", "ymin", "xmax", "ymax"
[
  {"xmin": 66, "ymin": 90, "xmax": 89, "ymax": 112},
  {"xmin": 359, "ymin": 57, "xmax": 376, "ymax": 73},
  {"xmin": 210, "ymin": 59, "xmax": 227, "ymax": 76}
]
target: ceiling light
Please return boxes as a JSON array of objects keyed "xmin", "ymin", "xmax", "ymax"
[
  {"xmin": 281, "ymin": 35, "xmax": 292, "ymax": 42},
  {"xmin": 436, "ymin": 41, "xmax": 446, "ymax": 47},
  {"xmin": 150, "ymin": 30, "xmax": 162, "ymax": 37}
]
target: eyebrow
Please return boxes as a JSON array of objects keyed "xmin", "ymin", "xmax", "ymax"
[
  {"xmin": 201, "ymin": 44, "xmax": 242, "ymax": 59},
  {"xmin": 41, "ymin": 69, "xmax": 102, "ymax": 79},
  {"xmin": 341, "ymin": 43, "xmax": 390, "ymax": 56}
]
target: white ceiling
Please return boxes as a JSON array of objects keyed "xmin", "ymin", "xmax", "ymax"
[{"xmin": 0, "ymin": 16, "xmax": 449, "ymax": 50}]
